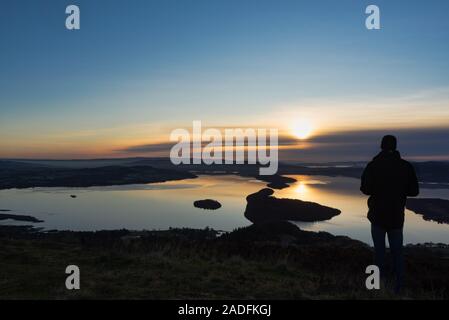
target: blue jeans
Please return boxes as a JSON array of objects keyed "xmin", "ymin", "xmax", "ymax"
[{"xmin": 371, "ymin": 224, "xmax": 404, "ymax": 293}]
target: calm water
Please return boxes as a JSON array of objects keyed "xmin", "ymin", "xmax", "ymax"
[{"xmin": 1, "ymin": 174, "xmax": 449, "ymax": 245}]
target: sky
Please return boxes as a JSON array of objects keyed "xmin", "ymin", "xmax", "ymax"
[{"xmin": 1, "ymin": 0, "xmax": 449, "ymax": 161}]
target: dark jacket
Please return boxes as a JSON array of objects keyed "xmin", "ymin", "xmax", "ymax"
[{"xmin": 360, "ymin": 150, "xmax": 419, "ymax": 230}]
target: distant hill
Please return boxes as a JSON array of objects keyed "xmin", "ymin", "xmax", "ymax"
[
  {"xmin": 1, "ymin": 158, "xmax": 448, "ymax": 189},
  {"xmin": 0, "ymin": 162, "xmax": 196, "ymax": 189}
]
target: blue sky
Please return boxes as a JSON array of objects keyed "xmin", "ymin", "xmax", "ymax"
[{"xmin": 1, "ymin": 0, "xmax": 449, "ymax": 160}]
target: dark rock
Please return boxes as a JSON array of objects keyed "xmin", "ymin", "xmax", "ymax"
[
  {"xmin": 194, "ymin": 199, "xmax": 222, "ymax": 210},
  {"xmin": 406, "ymin": 198, "xmax": 449, "ymax": 224},
  {"xmin": 244, "ymin": 188, "xmax": 340, "ymax": 224},
  {"xmin": 70, "ymin": 195, "xmax": 77, "ymax": 198}
]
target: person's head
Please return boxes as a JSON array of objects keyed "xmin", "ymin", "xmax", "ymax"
[{"xmin": 381, "ymin": 135, "xmax": 397, "ymax": 151}]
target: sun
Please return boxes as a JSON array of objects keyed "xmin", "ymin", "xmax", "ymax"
[{"xmin": 291, "ymin": 120, "xmax": 313, "ymax": 140}]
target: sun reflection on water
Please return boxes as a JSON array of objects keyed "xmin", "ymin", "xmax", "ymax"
[{"xmin": 293, "ymin": 181, "xmax": 308, "ymax": 196}]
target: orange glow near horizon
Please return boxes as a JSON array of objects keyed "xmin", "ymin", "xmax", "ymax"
[{"xmin": 1, "ymin": 116, "xmax": 449, "ymax": 160}]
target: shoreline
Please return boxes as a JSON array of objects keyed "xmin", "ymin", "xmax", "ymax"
[{"xmin": 2, "ymin": 222, "xmax": 449, "ymax": 249}]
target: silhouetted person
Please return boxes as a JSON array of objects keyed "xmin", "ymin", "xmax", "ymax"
[{"xmin": 360, "ymin": 135, "xmax": 419, "ymax": 293}]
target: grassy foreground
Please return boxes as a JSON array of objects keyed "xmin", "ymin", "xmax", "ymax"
[{"xmin": 0, "ymin": 223, "xmax": 448, "ymax": 300}]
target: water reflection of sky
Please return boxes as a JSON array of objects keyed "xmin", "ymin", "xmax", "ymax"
[
  {"xmin": 275, "ymin": 175, "xmax": 449, "ymax": 245},
  {"xmin": 1, "ymin": 175, "xmax": 449, "ymax": 245}
]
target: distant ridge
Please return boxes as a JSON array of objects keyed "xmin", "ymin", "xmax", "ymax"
[{"xmin": 1, "ymin": 158, "xmax": 449, "ymax": 188}]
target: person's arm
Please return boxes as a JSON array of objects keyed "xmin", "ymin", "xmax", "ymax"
[
  {"xmin": 407, "ymin": 163, "xmax": 419, "ymax": 197},
  {"xmin": 360, "ymin": 163, "xmax": 374, "ymax": 195}
]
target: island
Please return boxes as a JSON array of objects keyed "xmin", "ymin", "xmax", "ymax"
[
  {"xmin": 406, "ymin": 198, "xmax": 449, "ymax": 224},
  {"xmin": 244, "ymin": 188, "xmax": 341, "ymax": 224},
  {"xmin": 194, "ymin": 199, "xmax": 222, "ymax": 210},
  {"xmin": 255, "ymin": 174, "xmax": 297, "ymax": 189},
  {"xmin": 0, "ymin": 213, "xmax": 43, "ymax": 223}
]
